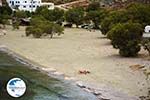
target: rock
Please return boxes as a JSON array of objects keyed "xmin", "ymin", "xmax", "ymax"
[
  {"xmin": 76, "ymin": 81, "xmax": 86, "ymax": 88},
  {"xmin": 42, "ymin": 68, "xmax": 56, "ymax": 72},
  {"xmin": 83, "ymin": 88, "xmax": 92, "ymax": 93},
  {"xmin": 100, "ymin": 98, "xmax": 110, "ymax": 100},
  {"xmin": 87, "ymin": 87, "xmax": 95, "ymax": 92},
  {"xmin": 98, "ymin": 94, "xmax": 111, "ymax": 100},
  {"xmin": 53, "ymin": 71, "xmax": 64, "ymax": 76},
  {"xmin": 93, "ymin": 90, "xmax": 101, "ymax": 95},
  {"xmin": 64, "ymin": 77, "xmax": 76, "ymax": 81}
]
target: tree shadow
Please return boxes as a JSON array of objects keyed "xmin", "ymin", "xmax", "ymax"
[{"xmin": 96, "ymin": 36, "xmax": 107, "ymax": 39}]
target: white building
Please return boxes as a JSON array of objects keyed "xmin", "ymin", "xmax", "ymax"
[{"xmin": 7, "ymin": 0, "xmax": 54, "ymax": 12}]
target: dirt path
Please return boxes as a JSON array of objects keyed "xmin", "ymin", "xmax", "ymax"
[{"xmin": 0, "ymin": 26, "xmax": 149, "ymax": 97}]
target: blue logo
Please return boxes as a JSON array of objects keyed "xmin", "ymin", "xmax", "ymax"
[{"xmin": 7, "ymin": 78, "xmax": 26, "ymax": 98}]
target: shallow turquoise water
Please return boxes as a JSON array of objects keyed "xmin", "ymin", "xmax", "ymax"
[{"xmin": 0, "ymin": 51, "xmax": 97, "ymax": 100}]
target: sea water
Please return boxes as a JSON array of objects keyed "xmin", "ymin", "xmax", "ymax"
[{"xmin": 0, "ymin": 51, "xmax": 97, "ymax": 100}]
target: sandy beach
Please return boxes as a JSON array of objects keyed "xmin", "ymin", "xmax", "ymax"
[{"xmin": 0, "ymin": 26, "xmax": 149, "ymax": 98}]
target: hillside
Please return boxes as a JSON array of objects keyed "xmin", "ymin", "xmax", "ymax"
[
  {"xmin": 42, "ymin": 0, "xmax": 77, "ymax": 5},
  {"xmin": 49, "ymin": 0, "xmax": 150, "ymax": 5},
  {"xmin": 1, "ymin": 0, "xmax": 77, "ymax": 5}
]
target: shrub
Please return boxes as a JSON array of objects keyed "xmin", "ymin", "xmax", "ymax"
[
  {"xmin": 86, "ymin": 9, "xmax": 107, "ymax": 29},
  {"xmin": 86, "ymin": 2, "xmax": 100, "ymax": 11},
  {"xmin": 13, "ymin": 11, "xmax": 27, "ymax": 19},
  {"xmin": 25, "ymin": 26, "xmax": 33, "ymax": 36},
  {"xmin": 26, "ymin": 26, "xmax": 43, "ymax": 38},
  {"xmin": 126, "ymin": 3, "xmax": 150, "ymax": 27},
  {"xmin": 32, "ymin": 28, "xmax": 43, "ymax": 38},
  {"xmin": 101, "ymin": 3, "xmax": 150, "ymax": 35},
  {"xmin": 142, "ymin": 39, "xmax": 150, "ymax": 56},
  {"xmin": 26, "ymin": 17, "xmax": 64, "ymax": 38},
  {"xmin": 101, "ymin": 9, "xmax": 129, "ymax": 35},
  {"xmin": 12, "ymin": 19, "xmax": 20, "ymax": 30},
  {"xmin": 0, "ymin": 5, "xmax": 12, "ymax": 28},
  {"xmin": 107, "ymin": 22, "xmax": 143, "ymax": 57},
  {"xmin": 65, "ymin": 7, "xmax": 84, "ymax": 27},
  {"xmin": 48, "ymin": 8, "xmax": 64, "ymax": 22},
  {"xmin": 35, "ymin": 7, "xmax": 64, "ymax": 23}
]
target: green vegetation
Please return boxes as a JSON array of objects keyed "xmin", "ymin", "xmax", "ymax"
[
  {"xmin": 126, "ymin": 3, "xmax": 150, "ymax": 27},
  {"xmin": 13, "ymin": 11, "xmax": 28, "ymax": 19},
  {"xmin": 86, "ymin": 9, "xmax": 107, "ymax": 29},
  {"xmin": 86, "ymin": 1, "xmax": 100, "ymax": 11},
  {"xmin": 0, "ymin": 4, "xmax": 12, "ymax": 28},
  {"xmin": 12, "ymin": 19, "xmax": 20, "ymax": 30},
  {"xmin": 65, "ymin": 7, "xmax": 84, "ymax": 27},
  {"xmin": 101, "ymin": 9, "xmax": 128, "ymax": 35},
  {"xmin": 1, "ymin": 1, "xmax": 150, "ymax": 57},
  {"xmin": 101, "ymin": 3, "xmax": 150, "ymax": 35},
  {"xmin": 25, "ymin": 7, "xmax": 64, "ymax": 38},
  {"xmin": 107, "ymin": 22, "xmax": 143, "ymax": 57},
  {"xmin": 35, "ymin": 7, "xmax": 64, "ymax": 23},
  {"xmin": 100, "ymin": 3, "xmax": 150, "ymax": 57},
  {"xmin": 26, "ymin": 16, "xmax": 64, "ymax": 38},
  {"xmin": 12, "ymin": 11, "xmax": 31, "ymax": 30},
  {"xmin": 142, "ymin": 39, "xmax": 150, "ymax": 56}
]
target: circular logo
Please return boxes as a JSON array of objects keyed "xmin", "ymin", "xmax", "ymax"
[{"xmin": 7, "ymin": 78, "xmax": 26, "ymax": 98}]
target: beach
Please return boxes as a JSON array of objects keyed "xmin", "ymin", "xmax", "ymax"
[{"xmin": 0, "ymin": 26, "xmax": 149, "ymax": 98}]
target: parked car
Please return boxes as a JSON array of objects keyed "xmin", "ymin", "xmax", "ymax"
[
  {"xmin": 81, "ymin": 24, "xmax": 89, "ymax": 29},
  {"xmin": 64, "ymin": 23, "xmax": 72, "ymax": 28},
  {"xmin": 20, "ymin": 18, "xmax": 31, "ymax": 26}
]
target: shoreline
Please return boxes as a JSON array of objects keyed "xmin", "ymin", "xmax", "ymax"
[{"xmin": 0, "ymin": 45, "xmax": 139, "ymax": 100}]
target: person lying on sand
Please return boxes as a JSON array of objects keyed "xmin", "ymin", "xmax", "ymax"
[{"xmin": 78, "ymin": 70, "xmax": 90, "ymax": 75}]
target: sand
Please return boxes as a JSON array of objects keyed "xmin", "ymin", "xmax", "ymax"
[{"xmin": 0, "ymin": 26, "xmax": 149, "ymax": 97}]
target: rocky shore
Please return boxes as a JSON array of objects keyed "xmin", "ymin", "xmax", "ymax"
[{"xmin": 0, "ymin": 46, "xmax": 140, "ymax": 100}]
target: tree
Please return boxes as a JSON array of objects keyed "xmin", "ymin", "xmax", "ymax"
[
  {"xmin": 107, "ymin": 22, "xmax": 143, "ymax": 57},
  {"xmin": 101, "ymin": 9, "xmax": 129, "ymax": 35},
  {"xmin": 0, "ymin": 4, "xmax": 12, "ymax": 28},
  {"xmin": 26, "ymin": 27, "xmax": 43, "ymax": 38},
  {"xmin": 31, "ymin": 28, "xmax": 43, "ymax": 38},
  {"xmin": 51, "ymin": 23, "xmax": 64, "ymax": 38},
  {"xmin": 26, "ymin": 16, "xmax": 64, "ymax": 38},
  {"xmin": 0, "ymin": 4, "xmax": 12, "ymax": 16},
  {"xmin": 12, "ymin": 19, "xmax": 20, "ymax": 30},
  {"xmin": 126, "ymin": 3, "xmax": 150, "ymax": 27},
  {"xmin": 35, "ymin": 7, "xmax": 64, "ymax": 23},
  {"xmin": 24, "ymin": 11, "xmax": 32, "ymax": 17},
  {"xmin": 142, "ymin": 39, "xmax": 150, "ymax": 56},
  {"xmin": 13, "ymin": 11, "xmax": 28, "ymax": 19},
  {"xmin": 87, "ymin": 2, "xmax": 100, "ymax": 11},
  {"xmin": 44, "ymin": 23, "xmax": 64, "ymax": 38},
  {"xmin": 65, "ymin": 7, "xmax": 84, "ymax": 27},
  {"xmin": 30, "ymin": 15, "xmax": 47, "ymax": 27},
  {"xmin": 0, "ymin": 15, "xmax": 10, "ymax": 28},
  {"xmin": 25, "ymin": 26, "xmax": 33, "ymax": 36},
  {"xmin": 48, "ymin": 8, "xmax": 64, "ymax": 22},
  {"xmin": 35, "ymin": 6, "xmax": 49, "ymax": 20},
  {"xmin": 86, "ymin": 9, "xmax": 107, "ymax": 29}
]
